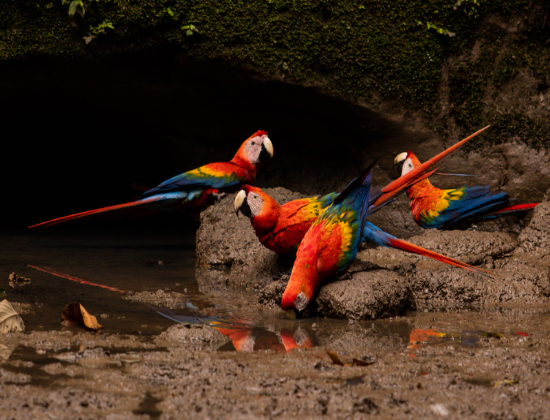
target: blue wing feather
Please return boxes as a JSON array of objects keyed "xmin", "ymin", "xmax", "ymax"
[{"xmin": 434, "ymin": 187, "xmax": 509, "ymax": 229}]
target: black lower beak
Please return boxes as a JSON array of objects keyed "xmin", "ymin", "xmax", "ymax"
[
  {"xmin": 259, "ymin": 143, "xmax": 272, "ymax": 163},
  {"xmin": 393, "ymin": 162, "xmax": 404, "ymax": 179},
  {"xmin": 239, "ymin": 200, "xmax": 252, "ymax": 218}
]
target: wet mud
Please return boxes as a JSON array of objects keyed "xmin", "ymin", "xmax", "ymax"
[
  {"xmin": 2, "ymin": 307, "xmax": 550, "ymax": 419},
  {"xmin": 1, "ymin": 188, "xmax": 550, "ymax": 418}
]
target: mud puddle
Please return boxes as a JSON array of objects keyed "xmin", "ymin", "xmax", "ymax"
[
  {"xmin": 2, "ymin": 226, "xmax": 550, "ymax": 419},
  {"xmin": 2, "ymin": 227, "xmax": 549, "ymax": 351}
]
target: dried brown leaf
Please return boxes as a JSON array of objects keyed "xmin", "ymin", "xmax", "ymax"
[
  {"xmin": 0, "ymin": 299, "xmax": 25, "ymax": 333},
  {"xmin": 61, "ymin": 303, "xmax": 102, "ymax": 331},
  {"xmin": 8, "ymin": 272, "xmax": 31, "ymax": 289},
  {"xmin": 326, "ymin": 349, "xmax": 345, "ymax": 366}
]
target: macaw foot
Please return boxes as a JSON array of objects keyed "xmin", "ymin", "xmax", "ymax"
[
  {"xmin": 212, "ymin": 192, "xmax": 226, "ymax": 202},
  {"xmin": 338, "ymin": 273, "xmax": 353, "ymax": 281}
]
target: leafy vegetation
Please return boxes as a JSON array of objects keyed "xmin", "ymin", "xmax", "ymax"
[{"xmin": 0, "ymin": 0, "xmax": 548, "ymax": 148}]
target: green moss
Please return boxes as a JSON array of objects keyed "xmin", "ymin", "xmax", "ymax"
[{"xmin": 0, "ymin": 0, "xmax": 549, "ymax": 147}]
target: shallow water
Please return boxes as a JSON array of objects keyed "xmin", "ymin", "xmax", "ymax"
[{"xmin": 2, "ymin": 225, "xmax": 549, "ymax": 354}]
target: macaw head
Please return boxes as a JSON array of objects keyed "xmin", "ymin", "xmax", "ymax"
[
  {"xmin": 280, "ymin": 328, "xmax": 313, "ymax": 351},
  {"xmin": 280, "ymin": 282, "xmax": 313, "ymax": 313},
  {"xmin": 394, "ymin": 151, "xmax": 422, "ymax": 176},
  {"xmin": 234, "ymin": 185, "xmax": 280, "ymax": 222},
  {"xmin": 280, "ymin": 261, "xmax": 319, "ymax": 314},
  {"xmin": 233, "ymin": 131, "xmax": 273, "ymax": 168}
]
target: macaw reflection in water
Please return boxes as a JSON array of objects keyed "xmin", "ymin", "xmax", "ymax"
[{"xmin": 155, "ymin": 306, "xmax": 314, "ymax": 353}]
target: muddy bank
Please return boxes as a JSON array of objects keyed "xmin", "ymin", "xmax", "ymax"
[
  {"xmin": 2, "ymin": 224, "xmax": 550, "ymax": 419},
  {"xmin": 197, "ymin": 188, "xmax": 550, "ymax": 319},
  {"xmin": 2, "ymin": 308, "xmax": 550, "ymax": 419}
]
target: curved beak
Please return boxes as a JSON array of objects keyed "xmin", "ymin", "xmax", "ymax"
[
  {"xmin": 234, "ymin": 190, "xmax": 252, "ymax": 218},
  {"xmin": 394, "ymin": 152, "xmax": 407, "ymax": 166},
  {"xmin": 259, "ymin": 137, "xmax": 274, "ymax": 163},
  {"xmin": 393, "ymin": 152, "xmax": 407, "ymax": 175}
]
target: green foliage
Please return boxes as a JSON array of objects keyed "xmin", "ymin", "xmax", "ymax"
[
  {"xmin": 418, "ymin": 21, "xmax": 456, "ymax": 37},
  {"xmin": 181, "ymin": 24, "xmax": 198, "ymax": 36},
  {"xmin": 0, "ymin": 0, "xmax": 548, "ymax": 148},
  {"xmin": 455, "ymin": 0, "xmax": 482, "ymax": 19},
  {"xmin": 62, "ymin": 0, "xmax": 85, "ymax": 16},
  {"xmin": 90, "ymin": 20, "xmax": 114, "ymax": 35}
]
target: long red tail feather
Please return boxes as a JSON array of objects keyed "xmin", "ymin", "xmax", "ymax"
[
  {"xmin": 370, "ymin": 168, "xmax": 438, "ymax": 210},
  {"xmin": 28, "ymin": 196, "xmax": 163, "ymax": 228},
  {"xmin": 388, "ymin": 237, "xmax": 493, "ymax": 277},
  {"xmin": 382, "ymin": 125, "xmax": 491, "ymax": 194},
  {"xmin": 492, "ymin": 202, "xmax": 539, "ymax": 215}
]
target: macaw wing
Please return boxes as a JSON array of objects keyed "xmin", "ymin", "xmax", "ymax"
[
  {"xmin": 316, "ymin": 206, "xmax": 362, "ymax": 278},
  {"xmin": 139, "ymin": 162, "xmax": 248, "ymax": 199},
  {"xmin": 438, "ymin": 186, "xmax": 509, "ymax": 228},
  {"xmin": 283, "ymin": 193, "xmax": 337, "ymax": 221}
]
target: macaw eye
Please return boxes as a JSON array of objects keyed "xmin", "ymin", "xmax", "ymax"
[
  {"xmin": 251, "ymin": 141, "xmax": 256, "ymax": 145},
  {"xmin": 408, "ymin": 163, "xmax": 412, "ymax": 168},
  {"xmin": 253, "ymin": 195, "xmax": 258, "ymax": 199}
]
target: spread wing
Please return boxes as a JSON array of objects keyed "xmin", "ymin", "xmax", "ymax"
[{"xmin": 140, "ymin": 162, "xmax": 250, "ymax": 199}]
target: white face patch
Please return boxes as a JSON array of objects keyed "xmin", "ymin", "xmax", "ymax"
[
  {"xmin": 244, "ymin": 135, "xmax": 266, "ymax": 165},
  {"xmin": 402, "ymin": 157, "xmax": 415, "ymax": 175},
  {"xmin": 294, "ymin": 291, "xmax": 310, "ymax": 312},
  {"xmin": 239, "ymin": 336, "xmax": 255, "ymax": 352},
  {"xmin": 247, "ymin": 192, "xmax": 264, "ymax": 217},
  {"xmin": 293, "ymin": 329, "xmax": 309, "ymax": 347}
]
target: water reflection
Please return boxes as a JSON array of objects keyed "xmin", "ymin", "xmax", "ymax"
[{"xmin": 153, "ymin": 306, "xmax": 314, "ymax": 352}]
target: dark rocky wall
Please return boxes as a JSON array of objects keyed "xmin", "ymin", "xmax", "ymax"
[
  {"xmin": 1, "ymin": 0, "xmax": 549, "ymax": 145},
  {"xmin": 1, "ymin": 1, "xmax": 549, "ymax": 233}
]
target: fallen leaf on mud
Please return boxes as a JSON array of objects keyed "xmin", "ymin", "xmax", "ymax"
[
  {"xmin": 514, "ymin": 331, "xmax": 529, "ymax": 337},
  {"xmin": 326, "ymin": 350, "xmax": 373, "ymax": 367},
  {"xmin": 61, "ymin": 303, "xmax": 102, "ymax": 331},
  {"xmin": 326, "ymin": 349, "xmax": 345, "ymax": 365},
  {"xmin": 8, "ymin": 272, "xmax": 31, "ymax": 288},
  {"xmin": 494, "ymin": 379, "xmax": 518, "ymax": 387},
  {"xmin": 0, "ymin": 299, "xmax": 25, "ymax": 333},
  {"xmin": 0, "ymin": 344, "xmax": 12, "ymax": 360},
  {"xmin": 480, "ymin": 332, "xmax": 503, "ymax": 339},
  {"xmin": 409, "ymin": 329, "xmax": 446, "ymax": 344}
]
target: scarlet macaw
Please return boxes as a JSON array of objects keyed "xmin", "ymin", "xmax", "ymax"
[
  {"xmin": 235, "ymin": 184, "xmax": 489, "ymax": 287},
  {"xmin": 234, "ymin": 127, "xmax": 493, "ymax": 263},
  {"xmin": 394, "ymin": 150, "xmax": 538, "ymax": 230},
  {"xmin": 279, "ymin": 163, "xmax": 492, "ymax": 313},
  {"xmin": 29, "ymin": 131, "xmax": 273, "ymax": 228}
]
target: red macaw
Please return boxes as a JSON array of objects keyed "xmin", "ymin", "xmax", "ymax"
[
  {"xmin": 29, "ymin": 131, "xmax": 273, "ymax": 228},
  {"xmin": 234, "ymin": 126, "xmax": 490, "ymax": 254},
  {"xmin": 394, "ymin": 149, "xmax": 538, "ymax": 230},
  {"xmin": 233, "ymin": 128, "xmax": 494, "ymax": 278},
  {"xmin": 279, "ymin": 163, "xmax": 492, "ymax": 313}
]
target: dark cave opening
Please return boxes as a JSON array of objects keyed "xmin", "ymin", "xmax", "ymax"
[{"xmin": 0, "ymin": 48, "xmax": 430, "ymax": 231}]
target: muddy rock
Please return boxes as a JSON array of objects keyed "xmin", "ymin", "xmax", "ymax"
[
  {"xmin": 196, "ymin": 188, "xmax": 306, "ymax": 290},
  {"xmin": 124, "ymin": 290, "xmax": 188, "ymax": 308},
  {"xmin": 352, "ymin": 246, "xmax": 418, "ymax": 273},
  {"xmin": 408, "ymin": 230, "xmax": 517, "ymax": 265},
  {"xmin": 158, "ymin": 324, "xmax": 229, "ymax": 349},
  {"xmin": 316, "ymin": 270, "xmax": 411, "ymax": 320},
  {"xmin": 258, "ymin": 276, "xmax": 288, "ymax": 309},
  {"xmin": 516, "ymin": 200, "xmax": 550, "ymax": 258}
]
